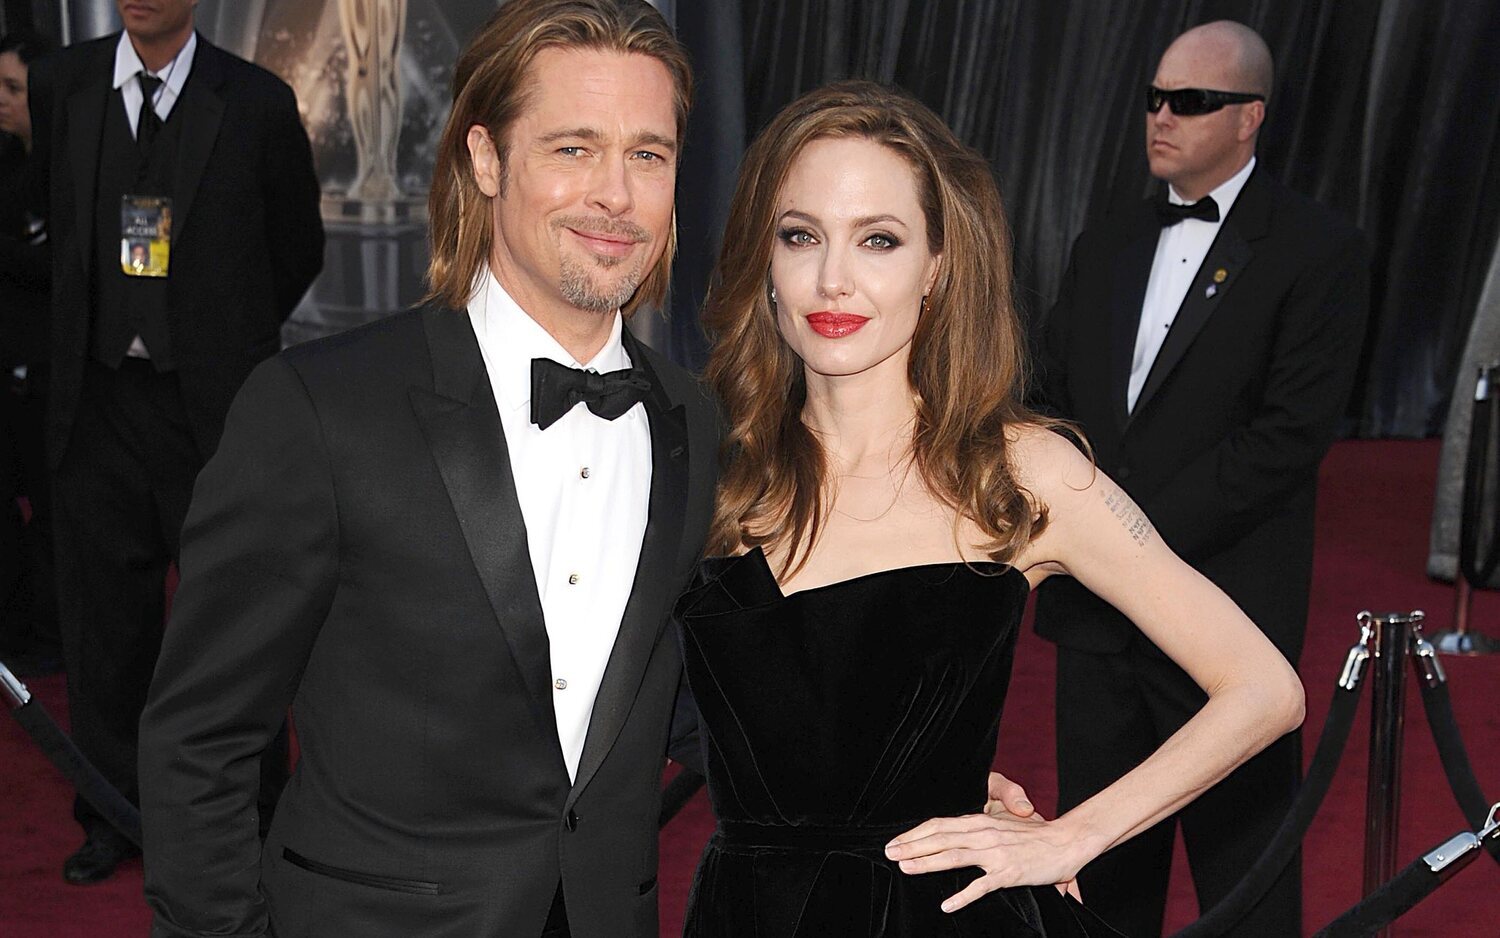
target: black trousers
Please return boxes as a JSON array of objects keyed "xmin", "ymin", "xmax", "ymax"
[
  {"xmin": 54, "ymin": 359, "xmax": 289, "ymax": 842},
  {"xmin": 1055, "ymin": 641, "xmax": 1302, "ymax": 938},
  {"xmin": 54, "ymin": 359, "xmax": 199, "ymax": 837}
]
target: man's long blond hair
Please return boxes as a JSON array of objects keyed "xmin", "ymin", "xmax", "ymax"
[{"xmin": 423, "ymin": 0, "xmax": 692, "ymax": 314}]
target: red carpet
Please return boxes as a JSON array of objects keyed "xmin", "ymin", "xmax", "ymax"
[{"xmin": 4, "ymin": 439, "xmax": 1498, "ymax": 935}]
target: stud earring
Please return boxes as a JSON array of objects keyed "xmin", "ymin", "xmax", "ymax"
[{"xmin": 770, "ymin": 287, "xmax": 778, "ymax": 305}]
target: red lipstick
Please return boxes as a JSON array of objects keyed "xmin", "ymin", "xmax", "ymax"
[{"xmin": 805, "ymin": 311, "xmax": 870, "ymax": 338}]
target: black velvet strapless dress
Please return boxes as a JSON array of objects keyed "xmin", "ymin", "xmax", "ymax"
[{"xmin": 674, "ymin": 548, "xmax": 1125, "ymax": 938}]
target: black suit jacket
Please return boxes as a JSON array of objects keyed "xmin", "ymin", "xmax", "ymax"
[
  {"xmin": 138, "ymin": 305, "xmax": 720, "ymax": 937},
  {"xmin": 28, "ymin": 34, "xmax": 323, "ymax": 466},
  {"xmin": 1036, "ymin": 166, "xmax": 1369, "ymax": 662}
]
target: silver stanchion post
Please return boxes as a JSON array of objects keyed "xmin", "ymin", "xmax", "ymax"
[
  {"xmin": 1432, "ymin": 365, "xmax": 1500, "ymax": 656},
  {"xmin": 1359, "ymin": 610, "xmax": 1422, "ymax": 938},
  {"xmin": 1433, "ymin": 578, "xmax": 1500, "ymax": 655}
]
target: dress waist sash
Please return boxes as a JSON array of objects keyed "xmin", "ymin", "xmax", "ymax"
[{"xmin": 714, "ymin": 819, "xmax": 923, "ymax": 852}]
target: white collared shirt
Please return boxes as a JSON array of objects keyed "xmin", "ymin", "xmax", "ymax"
[
  {"xmin": 467, "ymin": 271, "xmax": 652, "ymax": 782},
  {"xmin": 1128, "ymin": 156, "xmax": 1256, "ymax": 412},
  {"xmin": 113, "ymin": 30, "xmax": 197, "ymax": 138}
]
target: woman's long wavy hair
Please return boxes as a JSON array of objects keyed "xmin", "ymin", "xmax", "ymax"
[
  {"xmin": 703, "ymin": 80, "xmax": 1065, "ymax": 575},
  {"xmin": 422, "ymin": 0, "xmax": 691, "ymax": 315}
]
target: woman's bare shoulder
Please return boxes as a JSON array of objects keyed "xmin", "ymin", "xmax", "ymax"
[{"xmin": 1004, "ymin": 422, "xmax": 1097, "ymax": 506}]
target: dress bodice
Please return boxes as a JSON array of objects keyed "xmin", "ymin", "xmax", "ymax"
[{"xmin": 677, "ymin": 547, "xmax": 1028, "ymax": 831}]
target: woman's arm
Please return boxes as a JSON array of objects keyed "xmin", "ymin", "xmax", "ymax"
[{"xmin": 887, "ymin": 428, "xmax": 1304, "ymax": 911}]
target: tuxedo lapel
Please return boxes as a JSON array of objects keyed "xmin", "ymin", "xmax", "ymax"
[
  {"xmin": 66, "ymin": 71, "xmax": 110, "ymax": 277},
  {"xmin": 568, "ymin": 328, "xmax": 689, "ymax": 805},
  {"xmin": 171, "ymin": 38, "xmax": 226, "ymax": 245},
  {"xmin": 409, "ymin": 307, "xmax": 563, "ymax": 763},
  {"xmin": 1131, "ymin": 169, "xmax": 1271, "ymax": 420},
  {"xmin": 1108, "ymin": 208, "xmax": 1162, "ymax": 431}
]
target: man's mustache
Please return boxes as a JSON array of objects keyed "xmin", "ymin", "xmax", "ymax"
[{"xmin": 553, "ymin": 216, "xmax": 650, "ymax": 244}]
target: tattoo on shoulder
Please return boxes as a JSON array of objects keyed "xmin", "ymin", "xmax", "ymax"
[{"xmin": 1103, "ymin": 485, "xmax": 1153, "ymax": 546}]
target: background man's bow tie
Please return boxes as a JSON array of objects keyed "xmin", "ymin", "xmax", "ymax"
[
  {"xmin": 530, "ymin": 358, "xmax": 652, "ymax": 430},
  {"xmin": 1156, "ymin": 194, "xmax": 1219, "ymax": 226}
]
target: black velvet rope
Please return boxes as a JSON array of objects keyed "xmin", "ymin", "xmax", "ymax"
[
  {"xmin": 1312, "ymin": 825, "xmax": 1498, "ymax": 938},
  {"xmin": 1415, "ymin": 673, "xmax": 1499, "ymax": 867},
  {"xmin": 1313, "ymin": 852, "xmax": 1465, "ymax": 937},
  {"xmin": 8, "ymin": 696, "xmax": 143, "ymax": 847},
  {"xmin": 1169, "ymin": 672, "xmax": 1365, "ymax": 938}
]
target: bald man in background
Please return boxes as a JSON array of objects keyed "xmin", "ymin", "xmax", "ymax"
[{"xmin": 1036, "ymin": 22, "xmax": 1368, "ymax": 936}]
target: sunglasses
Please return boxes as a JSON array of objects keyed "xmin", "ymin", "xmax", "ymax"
[{"xmin": 1146, "ymin": 85, "xmax": 1265, "ymax": 116}]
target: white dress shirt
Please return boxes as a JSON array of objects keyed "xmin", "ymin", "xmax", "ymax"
[
  {"xmin": 467, "ymin": 272, "xmax": 652, "ymax": 782},
  {"xmin": 1128, "ymin": 156, "xmax": 1256, "ymax": 412},
  {"xmin": 113, "ymin": 30, "xmax": 197, "ymax": 139},
  {"xmin": 111, "ymin": 31, "xmax": 198, "ymax": 360}
]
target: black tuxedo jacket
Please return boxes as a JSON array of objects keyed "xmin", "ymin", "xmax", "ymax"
[
  {"xmin": 138, "ymin": 306, "xmax": 720, "ymax": 937},
  {"xmin": 1035, "ymin": 167, "xmax": 1369, "ymax": 662},
  {"xmin": 28, "ymin": 34, "xmax": 322, "ymax": 466}
]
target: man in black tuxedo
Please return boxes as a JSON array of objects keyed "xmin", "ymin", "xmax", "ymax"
[
  {"xmin": 1036, "ymin": 21, "xmax": 1368, "ymax": 937},
  {"xmin": 27, "ymin": 0, "xmax": 322, "ymax": 884},
  {"xmin": 138, "ymin": 2, "xmax": 717, "ymax": 936}
]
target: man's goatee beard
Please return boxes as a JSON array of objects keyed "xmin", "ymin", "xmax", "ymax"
[{"xmin": 559, "ymin": 256, "xmax": 646, "ymax": 314}]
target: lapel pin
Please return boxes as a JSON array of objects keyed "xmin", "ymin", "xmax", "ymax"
[
  {"xmin": 1205, "ymin": 283, "xmax": 1218, "ymax": 299},
  {"xmin": 1213, "ymin": 268, "xmax": 1228, "ymax": 283}
]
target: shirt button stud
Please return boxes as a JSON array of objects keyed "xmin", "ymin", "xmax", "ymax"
[
  {"xmin": 568, "ymin": 573, "xmax": 580, "ymax": 585},
  {"xmin": 555, "ymin": 678, "xmax": 568, "ymax": 690}
]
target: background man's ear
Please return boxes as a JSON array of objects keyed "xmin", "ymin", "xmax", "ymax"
[{"xmin": 1240, "ymin": 102, "xmax": 1265, "ymax": 142}]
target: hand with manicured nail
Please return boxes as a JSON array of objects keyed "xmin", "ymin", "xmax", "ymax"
[
  {"xmin": 889, "ymin": 771, "xmax": 1084, "ymax": 909},
  {"xmin": 884, "ymin": 807, "xmax": 1097, "ymax": 913}
]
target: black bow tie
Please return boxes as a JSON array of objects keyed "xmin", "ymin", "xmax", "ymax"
[
  {"xmin": 1156, "ymin": 194, "xmax": 1219, "ymax": 226},
  {"xmin": 530, "ymin": 357, "xmax": 652, "ymax": 430}
]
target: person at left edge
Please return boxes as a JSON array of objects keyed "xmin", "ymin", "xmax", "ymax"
[
  {"xmin": 26, "ymin": 0, "xmax": 324, "ymax": 884},
  {"xmin": 0, "ymin": 28, "xmax": 60, "ymax": 673},
  {"xmin": 138, "ymin": 2, "xmax": 719, "ymax": 935}
]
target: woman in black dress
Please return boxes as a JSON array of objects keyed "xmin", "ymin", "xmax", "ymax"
[{"xmin": 675, "ymin": 80, "xmax": 1305, "ymax": 937}]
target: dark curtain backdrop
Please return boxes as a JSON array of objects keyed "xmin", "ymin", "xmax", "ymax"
[{"xmin": 670, "ymin": 0, "xmax": 1500, "ymax": 437}]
